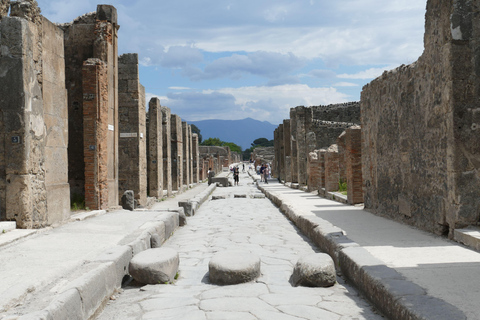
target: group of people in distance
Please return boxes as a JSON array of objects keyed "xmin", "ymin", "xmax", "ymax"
[{"xmin": 230, "ymin": 162, "xmax": 271, "ymax": 186}]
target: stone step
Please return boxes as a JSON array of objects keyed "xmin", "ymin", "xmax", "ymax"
[{"xmin": 454, "ymin": 226, "xmax": 480, "ymax": 252}]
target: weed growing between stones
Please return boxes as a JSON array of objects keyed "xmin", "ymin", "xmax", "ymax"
[{"xmin": 71, "ymin": 193, "xmax": 86, "ymax": 211}]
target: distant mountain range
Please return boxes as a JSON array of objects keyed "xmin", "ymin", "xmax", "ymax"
[{"xmin": 186, "ymin": 118, "xmax": 278, "ymax": 150}]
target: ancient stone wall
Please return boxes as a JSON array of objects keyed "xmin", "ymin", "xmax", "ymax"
[
  {"xmin": 324, "ymin": 145, "xmax": 339, "ymax": 192},
  {"xmin": 283, "ymin": 120, "xmax": 292, "ymax": 182},
  {"xmin": 147, "ymin": 98, "xmax": 163, "ymax": 198},
  {"xmin": 170, "ymin": 114, "xmax": 183, "ymax": 191},
  {"xmin": 337, "ymin": 132, "xmax": 347, "ymax": 185},
  {"xmin": 0, "ymin": 6, "xmax": 70, "ymax": 227},
  {"xmin": 361, "ymin": 0, "xmax": 480, "ymax": 236},
  {"xmin": 62, "ymin": 5, "xmax": 119, "ymax": 207},
  {"xmin": 118, "ymin": 53, "xmax": 147, "ymax": 206},
  {"xmin": 307, "ymin": 151, "xmax": 321, "ymax": 192}
]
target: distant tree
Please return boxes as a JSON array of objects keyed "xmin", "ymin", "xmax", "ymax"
[
  {"xmin": 201, "ymin": 137, "xmax": 242, "ymax": 154},
  {"xmin": 201, "ymin": 137, "xmax": 223, "ymax": 146},
  {"xmin": 190, "ymin": 124, "xmax": 202, "ymax": 144},
  {"xmin": 251, "ymin": 137, "xmax": 274, "ymax": 147}
]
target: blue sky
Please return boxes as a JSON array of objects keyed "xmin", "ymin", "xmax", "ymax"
[{"xmin": 36, "ymin": 0, "xmax": 427, "ymax": 125}]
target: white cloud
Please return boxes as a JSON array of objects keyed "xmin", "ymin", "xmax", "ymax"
[
  {"xmin": 337, "ymin": 66, "xmax": 398, "ymax": 80},
  {"xmin": 168, "ymin": 87, "xmax": 191, "ymax": 90},
  {"xmin": 164, "ymin": 84, "xmax": 348, "ymax": 124},
  {"xmin": 333, "ymin": 82, "xmax": 358, "ymax": 87}
]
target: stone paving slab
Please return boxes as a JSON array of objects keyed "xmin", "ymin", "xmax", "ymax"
[
  {"xmin": 97, "ymin": 171, "xmax": 383, "ymax": 320},
  {"xmin": 257, "ymin": 178, "xmax": 478, "ymax": 320}
]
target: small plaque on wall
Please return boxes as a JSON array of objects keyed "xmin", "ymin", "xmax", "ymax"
[
  {"xmin": 11, "ymin": 136, "xmax": 21, "ymax": 144},
  {"xmin": 120, "ymin": 133, "xmax": 138, "ymax": 138}
]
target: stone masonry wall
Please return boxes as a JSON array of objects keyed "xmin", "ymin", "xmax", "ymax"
[
  {"xmin": 361, "ymin": 0, "xmax": 480, "ymax": 236},
  {"xmin": 192, "ymin": 133, "xmax": 199, "ymax": 183},
  {"xmin": 345, "ymin": 126, "xmax": 363, "ymax": 205},
  {"xmin": 182, "ymin": 122, "xmax": 190, "ymax": 187},
  {"xmin": 118, "ymin": 53, "xmax": 147, "ymax": 206},
  {"xmin": 324, "ymin": 145, "xmax": 339, "ymax": 193},
  {"xmin": 0, "ymin": 8, "xmax": 70, "ymax": 227},
  {"xmin": 307, "ymin": 151, "xmax": 321, "ymax": 192}
]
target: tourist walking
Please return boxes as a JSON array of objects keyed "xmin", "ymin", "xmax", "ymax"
[{"xmin": 233, "ymin": 166, "xmax": 239, "ymax": 186}]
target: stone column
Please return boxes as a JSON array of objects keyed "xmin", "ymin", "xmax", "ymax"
[
  {"xmin": 83, "ymin": 59, "xmax": 109, "ymax": 210},
  {"xmin": 324, "ymin": 145, "xmax": 339, "ymax": 193},
  {"xmin": 290, "ymin": 108, "xmax": 299, "ymax": 183},
  {"xmin": 118, "ymin": 53, "xmax": 147, "ymax": 206},
  {"xmin": 192, "ymin": 133, "xmax": 200, "ymax": 183},
  {"xmin": 295, "ymin": 106, "xmax": 308, "ymax": 186},
  {"xmin": 188, "ymin": 125, "xmax": 193, "ymax": 185},
  {"xmin": 161, "ymin": 106, "xmax": 172, "ymax": 196},
  {"xmin": 307, "ymin": 151, "xmax": 321, "ymax": 192},
  {"xmin": 283, "ymin": 120, "xmax": 292, "ymax": 183},
  {"xmin": 171, "ymin": 115, "xmax": 183, "ymax": 191},
  {"xmin": 346, "ymin": 126, "xmax": 363, "ymax": 204},
  {"xmin": 337, "ymin": 131, "xmax": 347, "ymax": 186},
  {"xmin": 182, "ymin": 122, "xmax": 190, "ymax": 187},
  {"xmin": 147, "ymin": 98, "xmax": 163, "ymax": 198},
  {"xmin": 318, "ymin": 149, "xmax": 327, "ymax": 192}
]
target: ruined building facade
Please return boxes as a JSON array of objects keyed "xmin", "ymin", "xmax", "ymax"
[
  {"xmin": 0, "ymin": 3, "xmax": 226, "ymax": 228},
  {"xmin": 274, "ymin": 0, "xmax": 480, "ymax": 238}
]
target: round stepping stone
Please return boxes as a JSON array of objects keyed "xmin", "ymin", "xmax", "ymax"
[
  {"xmin": 209, "ymin": 251, "xmax": 261, "ymax": 285},
  {"xmin": 291, "ymin": 253, "xmax": 336, "ymax": 287},
  {"xmin": 129, "ymin": 248, "xmax": 179, "ymax": 284}
]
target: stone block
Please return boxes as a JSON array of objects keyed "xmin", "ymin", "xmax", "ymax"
[
  {"xmin": 209, "ymin": 251, "xmax": 261, "ymax": 285},
  {"xmin": 129, "ymin": 248, "xmax": 179, "ymax": 284},
  {"xmin": 290, "ymin": 253, "xmax": 336, "ymax": 287},
  {"xmin": 122, "ymin": 190, "xmax": 135, "ymax": 211}
]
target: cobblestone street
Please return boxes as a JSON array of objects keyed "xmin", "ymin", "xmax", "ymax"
[{"xmin": 97, "ymin": 172, "xmax": 383, "ymax": 320}]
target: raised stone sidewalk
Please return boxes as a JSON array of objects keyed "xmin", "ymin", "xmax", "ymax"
[
  {"xmin": 257, "ymin": 177, "xmax": 479, "ymax": 320},
  {"xmin": 0, "ymin": 181, "xmax": 216, "ymax": 320}
]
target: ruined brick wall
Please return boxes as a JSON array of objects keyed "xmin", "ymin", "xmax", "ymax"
[
  {"xmin": 361, "ymin": 0, "xmax": 480, "ymax": 235},
  {"xmin": 170, "ymin": 114, "xmax": 183, "ymax": 191},
  {"xmin": 337, "ymin": 132, "xmax": 347, "ymax": 185},
  {"xmin": 83, "ymin": 59, "xmax": 109, "ymax": 210},
  {"xmin": 118, "ymin": 53, "xmax": 147, "ymax": 205},
  {"xmin": 147, "ymin": 98, "xmax": 163, "ymax": 198},
  {"xmin": 0, "ymin": 8, "xmax": 70, "ymax": 227},
  {"xmin": 161, "ymin": 106, "xmax": 172, "ymax": 196},
  {"xmin": 62, "ymin": 5, "xmax": 119, "ymax": 207}
]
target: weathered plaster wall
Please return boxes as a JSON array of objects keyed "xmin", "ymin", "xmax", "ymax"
[{"xmin": 361, "ymin": 0, "xmax": 480, "ymax": 235}]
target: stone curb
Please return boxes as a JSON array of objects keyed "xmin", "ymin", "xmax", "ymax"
[
  {"xmin": 257, "ymin": 183, "xmax": 467, "ymax": 320},
  {"xmin": 178, "ymin": 183, "xmax": 217, "ymax": 216},
  {"xmin": 17, "ymin": 213, "xmax": 180, "ymax": 320}
]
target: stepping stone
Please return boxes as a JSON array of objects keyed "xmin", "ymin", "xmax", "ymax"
[
  {"xmin": 129, "ymin": 248, "xmax": 179, "ymax": 284},
  {"xmin": 209, "ymin": 251, "xmax": 261, "ymax": 285},
  {"xmin": 252, "ymin": 194, "xmax": 266, "ymax": 199},
  {"xmin": 122, "ymin": 190, "xmax": 135, "ymax": 211},
  {"xmin": 290, "ymin": 253, "xmax": 336, "ymax": 287},
  {"xmin": 212, "ymin": 195, "xmax": 226, "ymax": 200},
  {"xmin": 234, "ymin": 194, "xmax": 247, "ymax": 198}
]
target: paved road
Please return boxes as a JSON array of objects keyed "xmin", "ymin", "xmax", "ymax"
[{"xmin": 97, "ymin": 171, "xmax": 383, "ymax": 320}]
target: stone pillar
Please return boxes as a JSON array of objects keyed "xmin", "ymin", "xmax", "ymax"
[
  {"xmin": 63, "ymin": 5, "xmax": 119, "ymax": 207},
  {"xmin": 188, "ymin": 125, "xmax": 194, "ymax": 185},
  {"xmin": 295, "ymin": 106, "xmax": 308, "ymax": 186},
  {"xmin": 346, "ymin": 126, "xmax": 363, "ymax": 204},
  {"xmin": 283, "ymin": 120, "xmax": 292, "ymax": 183},
  {"xmin": 318, "ymin": 149, "xmax": 327, "ymax": 191},
  {"xmin": 0, "ymin": 14, "xmax": 70, "ymax": 227},
  {"xmin": 290, "ymin": 108, "xmax": 299, "ymax": 183},
  {"xmin": 324, "ymin": 145, "xmax": 339, "ymax": 193},
  {"xmin": 118, "ymin": 53, "xmax": 147, "ymax": 206},
  {"xmin": 147, "ymin": 98, "xmax": 163, "ymax": 198},
  {"xmin": 192, "ymin": 133, "xmax": 200, "ymax": 183},
  {"xmin": 83, "ymin": 59, "xmax": 109, "ymax": 210},
  {"xmin": 182, "ymin": 122, "xmax": 190, "ymax": 187},
  {"xmin": 307, "ymin": 151, "xmax": 321, "ymax": 192},
  {"xmin": 337, "ymin": 131, "xmax": 347, "ymax": 186},
  {"xmin": 161, "ymin": 106, "xmax": 172, "ymax": 196},
  {"xmin": 171, "ymin": 115, "xmax": 183, "ymax": 191}
]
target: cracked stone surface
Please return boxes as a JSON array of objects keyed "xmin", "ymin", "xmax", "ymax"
[{"xmin": 96, "ymin": 171, "xmax": 384, "ymax": 320}]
